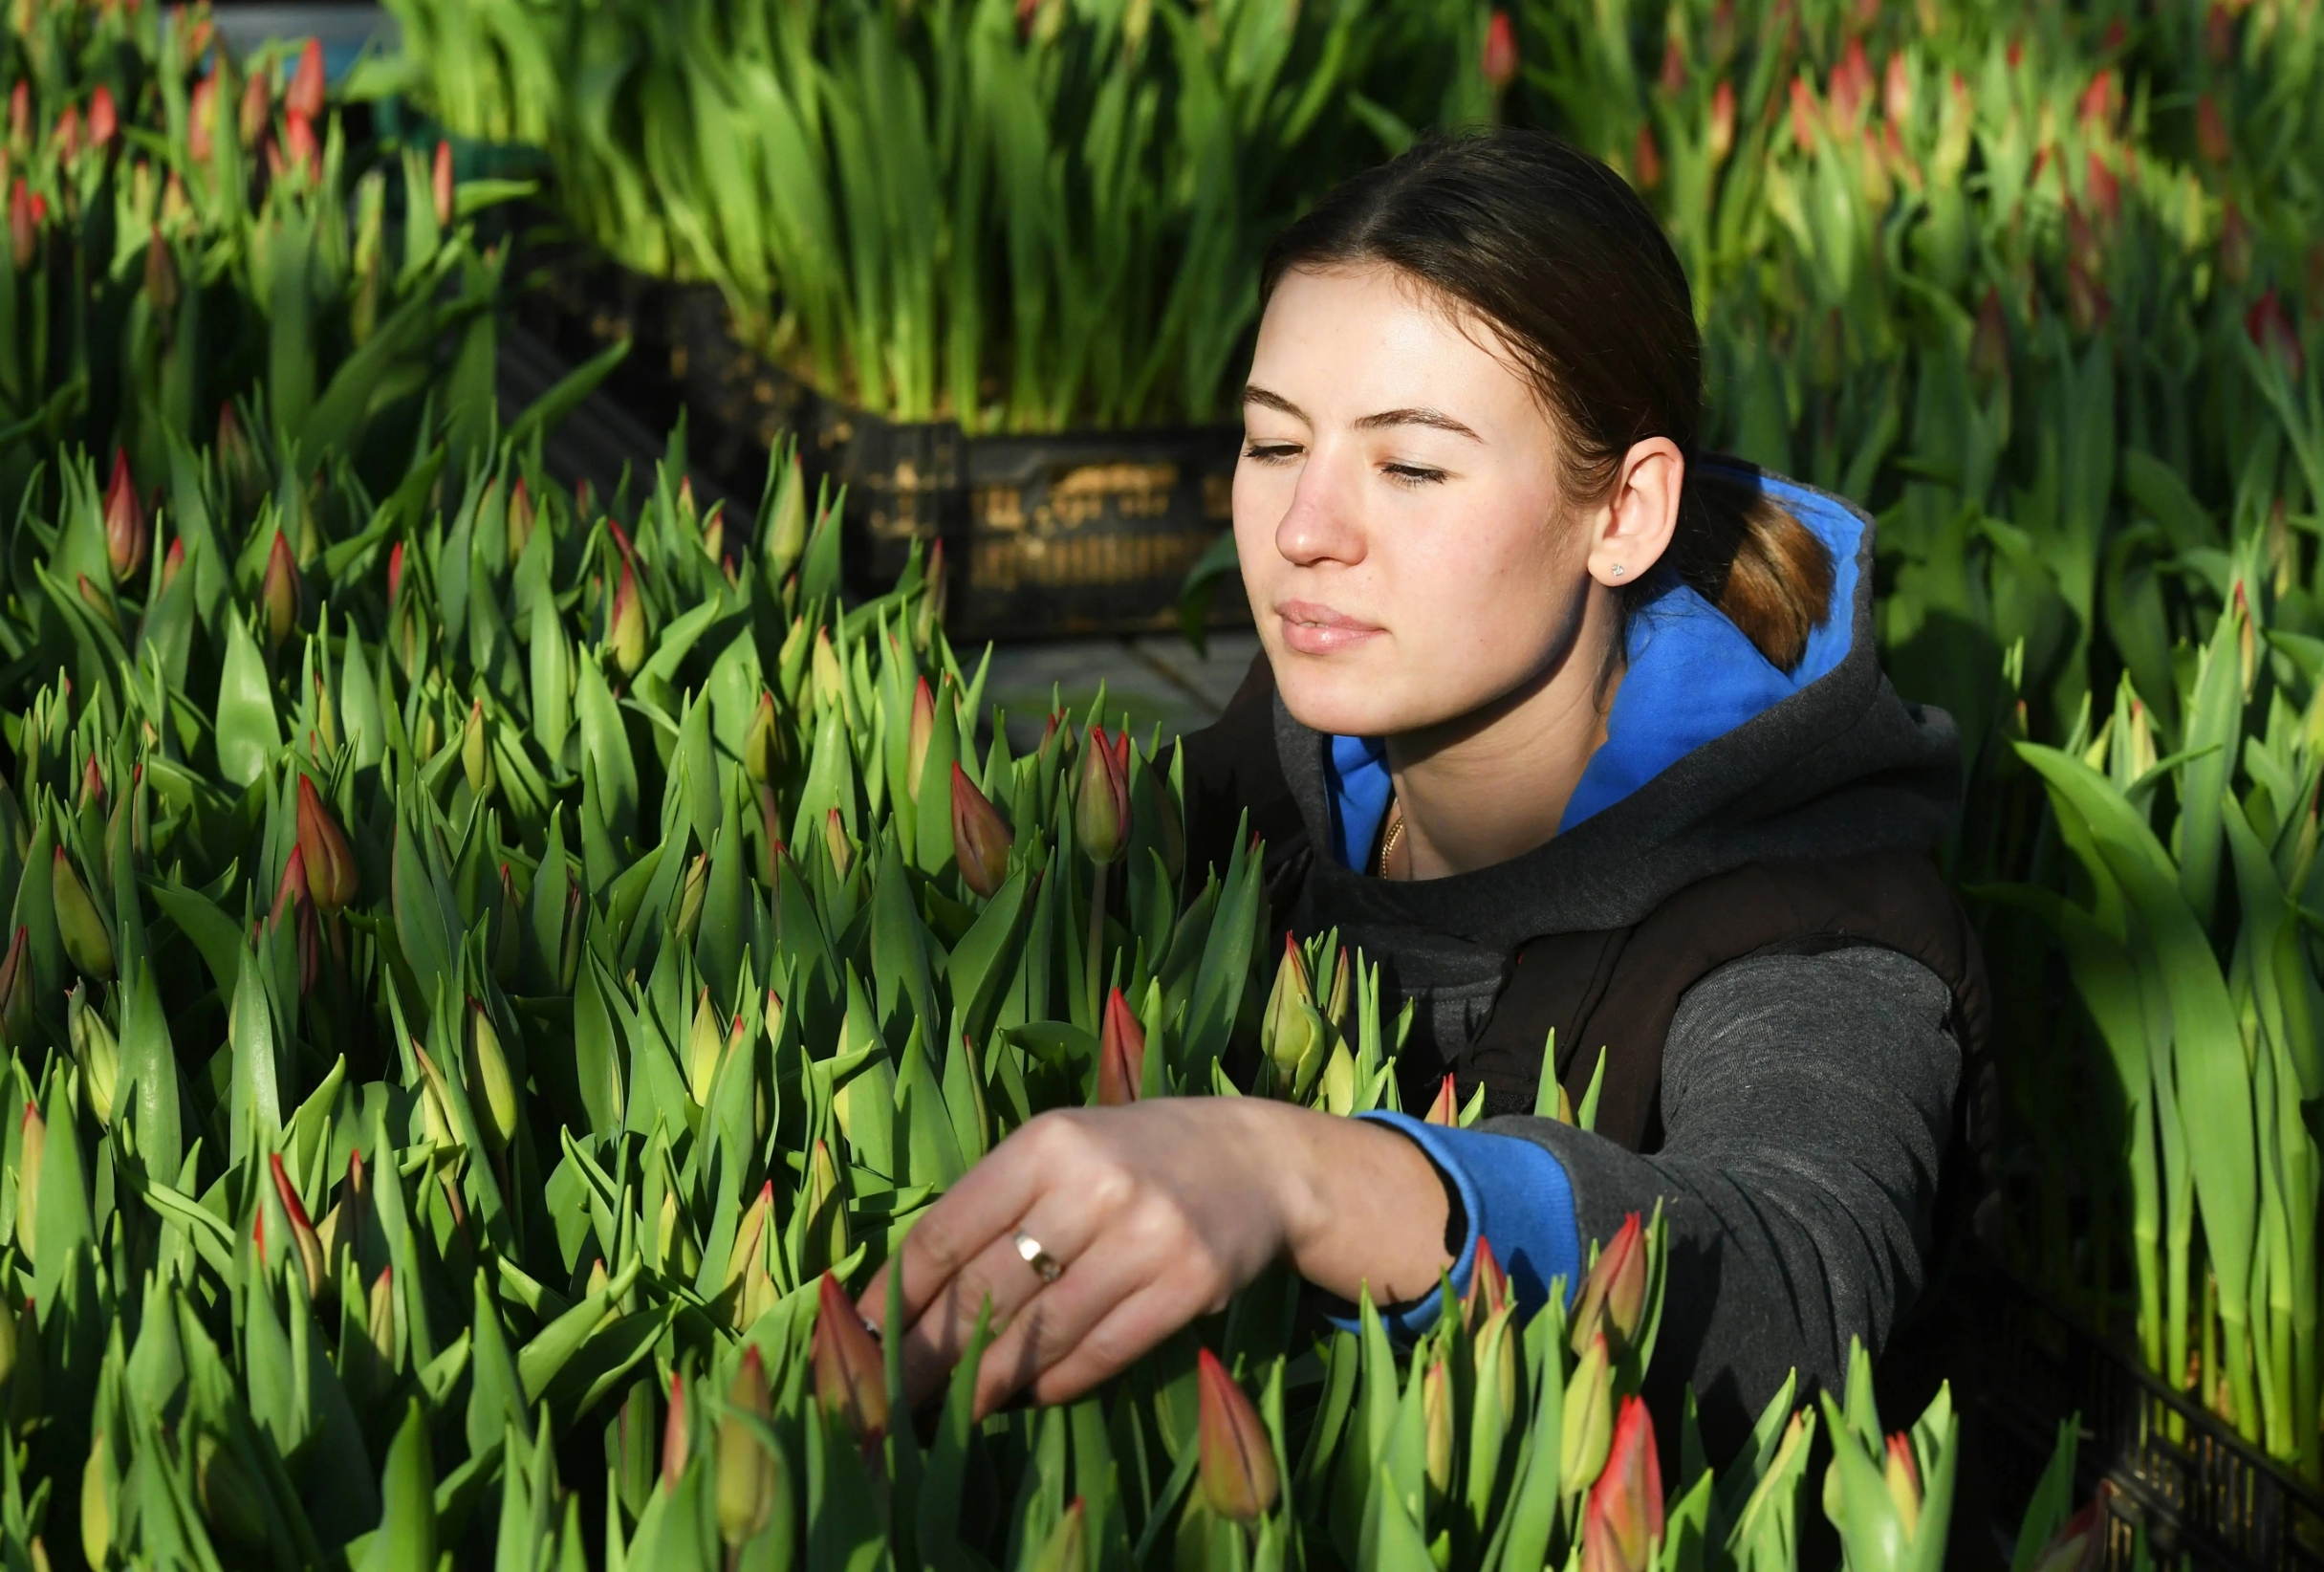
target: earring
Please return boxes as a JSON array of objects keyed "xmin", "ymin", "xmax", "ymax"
[{"xmin": 1610, "ymin": 563, "xmax": 1627, "ymax": 579}]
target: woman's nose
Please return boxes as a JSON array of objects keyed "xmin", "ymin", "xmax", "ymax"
[{"xmin": 1273, "ymin": 455, "xmax": 1366, "ymax": 569}]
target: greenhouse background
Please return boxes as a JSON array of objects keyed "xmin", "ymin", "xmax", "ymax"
[{"xmin": 0, "ymin": 0, "xmax": 2300, "ymax": 1566}]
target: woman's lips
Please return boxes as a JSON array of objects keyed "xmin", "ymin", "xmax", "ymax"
[{"xmin": 1276, "ymin": 600, "xmax": 1384, "ymax": 655}]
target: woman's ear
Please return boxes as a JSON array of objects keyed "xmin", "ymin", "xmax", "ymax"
[{"xmin": 1584, "ymin": 438, "xmax": 1684, "ymax": 590}]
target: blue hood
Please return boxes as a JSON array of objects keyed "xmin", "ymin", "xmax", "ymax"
[{"xmin": 1324, "ymin": 472, "xmax": 1865, "ymax": 871}]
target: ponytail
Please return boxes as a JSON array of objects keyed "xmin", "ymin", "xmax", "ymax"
[{"xmin": 1661, "ymin": 467, "xmax": 1835, "ymax": 674}]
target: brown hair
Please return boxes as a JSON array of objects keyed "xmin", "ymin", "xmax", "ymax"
[{"xmin": 1260, "ymin": 128, "xmax": 1834, "ymax": 673}]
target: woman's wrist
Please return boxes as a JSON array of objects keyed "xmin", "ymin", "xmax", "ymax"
[{"xmin": 1234, "ymin": 1101, "xmax": 1454, "ymax": 1305}]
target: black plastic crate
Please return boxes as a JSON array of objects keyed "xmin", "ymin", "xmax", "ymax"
[
  {"xmin": 1978, "ymin": 1266, "xmax": 2324, "ymax": 1572},
  {"xmin": 504, "ymin": 215, "xmax": 1249, "ymax": 644}
]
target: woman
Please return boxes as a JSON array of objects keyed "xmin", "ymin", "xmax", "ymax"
[{"xmin": 859, "ymin": 128, "xmax": 1987, "ymax": 1452}]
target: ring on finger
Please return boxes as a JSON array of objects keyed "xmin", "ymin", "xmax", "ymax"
[{"xmin": 1014, "ymin": 1230, "xmax": 1064, "ymax": 1284}]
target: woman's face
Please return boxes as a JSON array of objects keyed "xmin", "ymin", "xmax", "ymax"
[{"xmin": 1233, "ymin": 263, "xmax": 1615, "ymax": 739}]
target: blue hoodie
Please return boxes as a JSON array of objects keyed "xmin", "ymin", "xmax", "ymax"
[{"xmin": 1319, "ymin": 471, "xmax": 1864, "ymax": 1334}]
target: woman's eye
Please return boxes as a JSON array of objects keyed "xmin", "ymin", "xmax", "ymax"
[
  {"xmin": 1243, "ymin": 442, "xmax": 1302, "ymax": 464},
  {"xmin": 1382, "ymin": 463, "xmax": 1447, "ymax": 488}
]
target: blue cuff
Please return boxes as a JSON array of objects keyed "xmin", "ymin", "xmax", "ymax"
[{"xmin": 1329, "ymin": 1112, "xmax": 1583, "ymax": 1340}]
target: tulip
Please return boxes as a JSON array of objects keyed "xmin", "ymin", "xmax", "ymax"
[
  {"xmin": 1259, "ymin": 936, "xmax": 1312, "ymax": 1068},
  {"xmin": 65, "ymin": 983, "xmax": 117, "ymax": 1129},
  {"xmin": 386, "ymin": 539, "xmax": 404, "ymax": 604},
  {"xmin": 144, "ymin": 228, "xmax": 180, "ymax": 322},
  {"xmin": 1571, "ymin": 1212, "xmax": 1648, "ymax": 1355},
  {"xmin": 88, "ymin": 86, "xmax": 116, "ymax": 153},
  {"xmin": 282, "ymin": 111, "xmax": 318, "ymax": 179},
  {"xmin": 367, "ymin": 1265, "xmax": 397, "ymax": 1365},
  {"xmin": 1097, "ymin": 986, "xmax": 1144, "ymax": 1104},
  {"xmin": 1883, "ymin": 1432, "xmax": 1922, "ymax": 1540},
  {"xmin": 721, "ymin": 1182, "xmax": 773, "ymax": 1328},
  {"xmin": 1561, "ymin": 1332, "xmax": 1613, "ymax": 1488},
  {"xmin": 1632, "ymin": 125, "xmax": 1662, "ymax": 190},
  {"xmin": 907, "ymin": 677, "xmax": 936, "ymax": 799},
  {"xmin": 262, "ymin": 532, "xmax": 299, "ymax": 650},
  {"xmin": 2196, "ymin": 94, "xmax": 2229, "ymax": 164},
  {"xmin": 5, "ymin": 80, "xmax": 24, "ymax": 146},
  {"xmin": 196, "ymin": 1433, "xmax": 268, "ymax": 1549},
  {"xmin": 915, "ymin": 537, "xmax": 949, "ymax": 648},
  {"xmin": 1030, "ymin": 1498, "xmax": 1086, "ymax": 1572},
  {"xmin": 1582, "ymin": 1396, "xmax": 1663, "ymax": 1572},
  {"xmin": 188, "ymin": 71, "xmax": 216, "ymax": 162},
  {"xmin": 742, "ymin": 692, "xmax": 781, "ymax": 786},
  {"xmin": 1482, "ymin": 10, "xmax": 1518, "ymax": 93},
  {"xmin": 268, "ymin": 842, "xmax": 308, "ymax": 931},
  {"xmin": 15, "ymin": 1103, "xmax": 41, "ymax": 1254},
  {"xmin": 823, "ymin": 808, "xmax": 853, "ymax": 881},
  {"xmin": 1422, "ymin": 1354, "xmax": 1454, "ymax": 1502},
  {"xmin": 676, "ymin": 852, "xmax": 709, "ymax": 948},
  {"xmin": 757, "ymin": 785, "xmax": 784, "ymax": 886},
  {"xmin": 1708, "ymin": 79, "xmax": 1736, "ymax": 164},
  {"xmin": 812, "ymin": 627, "xmax": 845, "ymax": 713},
  {"xmin": 765, "ymin": 457, "xmax": 807, "ymax": 579},
  {"xmin": 8, "ymin": 179, "xmax": 32, "ymax": 271},
  {"xmin": 160, "ymin": 539, "xmax": 185, "ymax": 594},
  {"xmin": 1789, "ymin": 75, "xmax": 1817, "ymax": 154},
  {"xmin": 270, "ymin": 1153, "xmax": 324, "ymax": 1299},
  {"xmin": 1465, "ymin": 1236, "xmax": 1510, "ymax": 1327},
  {"xmin": 506, "ymin": 478, "xmax": 534, "ymax": 566},
  {"xmin": 429, "ymin": 139, "xmax": 455, "ymax": 229},
  {"xmin": 950, "ymin": 763, "xmax": 1012, "ymax": 897},
  {"xmin": 286, "ymin": 37, "xmax": 325, "ymax": 121},
  {"xmin": 2030, "ymin": 1486, "xmax": 2111, "ymax": 1572},
  {"xmin": 801, "ymin": 1138, "xmax": 848, "ymax": 1279},
  {"xmin": 685, "ymin": 988, "xmax": 724, "ymax": 1106},
  {"xmin": 54, "ymin": 848, "xmax": 114, "ymax": 980},
  {"xmin": 412, "ymin": 1043, "xmax": 456, "ymax": 1149},
  {"xmin": 237, "ymin": 68, "xmax": 269, "ymax": 150},
  {"xmin": 462, "ymin": 699, "xmax": 493, "ymax": 800},
  {"xmin": 1075, "ymin": 725, "xmax": 1131, "ymax": 864},
  {"xmin": 1196, "ymin": 1346, "xmax": 1278, "ymax": 1521},
  {"xmin": 0, "ymin": 928, "xmax": 31, "ymax": 1047},
  {"xmin": 464, "ymin": 1004, "xmax": 518, "ymax": 1155},
  {"xmin": 1423, "ymin": 1073, "xmax": 1459, "ymax": 1126},
  {"xmin": 79, "ymin": 755, "xmax": 103, "ymax": 811},
  {"xmin": 2248, "ymin": 289, "xmax": 2305, "ymax": 382},
  {"xmin": 53, "ymin": 107, "xmax": 78, "ymax": 165},
  {"xmin": 717, "ymin": 1349, "xmax": 786, "ymax": 1546},
  {"xmin": 80, "ymin": 1430, "xmax": 109, "ymax": 1569},
  {"xmin": 295, "ymin": 776, "xmax": 357, "ymax": 913},
  {"xmin": 609, "ymin": 558, "xmax": 645, "ymax": 676},
  {"xmin": 660, "ymin": 1371, "xmax": 689, "ymax": 1493},
  {"xmin": 813, "ymin": 1273, "xmax": 889, "ymax": 1444}
]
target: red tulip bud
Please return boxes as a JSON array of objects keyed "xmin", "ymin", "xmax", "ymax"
[
  {"xmin": 950, "ymin": 762, "xmax": 1013, "ymax": 897},
  {"xmin": 1571, "ymin": 1212, "xmax": 1648, "ymax": 1354},
  {"xmin": 87, "ymin": 86, "xmax": 116, "ymax": 152},
  {"xmin": 609, "ymin": 557, "xmax": 645, "ymax": 675},
  {"xmin": 386, "ymin": 539, "xmax": 404, "ymax": 603},
  {"xmin": 296, "ymin": 775, "xmax": 358, "ymax": 913},
  {"xmin": 270, "ymin": 842, "xmax": 309, "ymax": 930},
  {"xmin": 1423, "ymin": 1072, "xmax": 1458, "ymax": 1126},
  {"xmin": 283, "ymin": 110, "xmax": 318, "ymax": 178},
  {"xmin": 53, "ymin": 106, "xmax": 79, "ymax": 164},
  {"xmin": 0, "ymin": 927, "xmax": 31, "ymax": 1047},
  {"xmin": 238, "ymin": 67, "xmax": 270, "ymax": 150},
  {"xmin": 2197, "ymin": 94, "xmax": 2229, "ymax": 164},
  {"xmin": 1708, "ymin": 79, "xmax": 1736, "ymax": 164},
  {"xmin": 1582, "ymin": 1396, "xmax": 1663, "ymax": 1572},
  {"xmin": 7, "ymin": 80, "xmax": 26, "ymax": 146},
  {"xmin": 661, "ymin": 1372, "xmax": 689, "ymax": 1493},
  {"xmin": 1196, "ymin": 1347, "xmax": 1278, "ymax": 1522},
  {"xmin": 160, "ymin": 537, "xmax": 185, "ymax": 593},
  {"xmin": 907, "ymin": 677, "xmax": 936, "ymax": 798},
  {"xmin": 1789, "ymin": 74, "xmax": 1818, "ymax": 153},
  {"xmin": 286, "ymin": 38, "xmax": 325, "ymax": 122},
  {"xmin": 1097, "ymin": 986, "xmax": 1144, "ymax": 1105},
  {"xmin": 262, "ymin": 531, "xmax": 300, "ymax": 649},
  {"xmin": 1884, "ymin": 51, "xmax": 1914, "ymax": 125},
  {"xmin": 1883, "ymin": 1431, "xmax": 1922, "ymax": 1539},
  {"xmin": 2030, "ymin": 1485, "xmax": 2110, "ymax": 1572},
  {"xmin": 1482, "ymin": 10, "xmax": 1518, "ymax": 92},
  {"xmin": 1465, "ymin": 1235, "xmax": 1510, "ymax": 1326},
  {"xmin": 813, "ymin": 1273, "xmax": 888, "ymax": 1444},
  {"xmin": 1632, "ymin": 124, "xmax": 1662, "ymax": 190},
  {"xmin": 270, "ymin": 1152, "xmax": 324, "ymax": 1299},
  {"xmin": 104, "ymin": 448, "xmax": 146, "ymax": 584},
  {"xmin": 431, "ymin": 139, "xmax": 453, "ymax": 229},
  {"xmin": 187, "ymin": 71, "xmax": 215, "ymax": 162},
  {"xmin": 1075, "ymin": 725, "xmax": 1131, "ymax": 864},
  {"xmin": 1658, "ymin": 34, "xmax": 1684, "ymax": 97},
  {"xmin": 2249, "ymin": 288, "xmax": 2305, "ymax": 381},
  {"xmin": 8, "ymin": 178, "xmax": 34, "ymax": 270}
]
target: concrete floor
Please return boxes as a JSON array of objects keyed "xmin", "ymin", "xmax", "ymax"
[{"xmin": 979, "ymin": 631, "xmax": 1262, "ymax": 753}]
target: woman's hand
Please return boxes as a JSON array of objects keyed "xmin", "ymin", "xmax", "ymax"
[{"xmin": 857, "ymin": 1098, "xmax": 1453, "ymax": 1418}]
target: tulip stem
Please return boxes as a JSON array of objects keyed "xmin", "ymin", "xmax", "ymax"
[{"xmin": 1088, "ymin": 860, "xmax": 1109, "ymax": 1031}]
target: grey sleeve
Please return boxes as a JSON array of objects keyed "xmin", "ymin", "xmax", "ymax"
[{"xmin": 1475, "ymin": 945, "xmax": 1959, "ymax": 1448}]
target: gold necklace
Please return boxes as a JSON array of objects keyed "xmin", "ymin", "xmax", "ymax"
[{"xmin": 1376, "ymin": 801, "xmax": 1404, "ymax": 878}]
